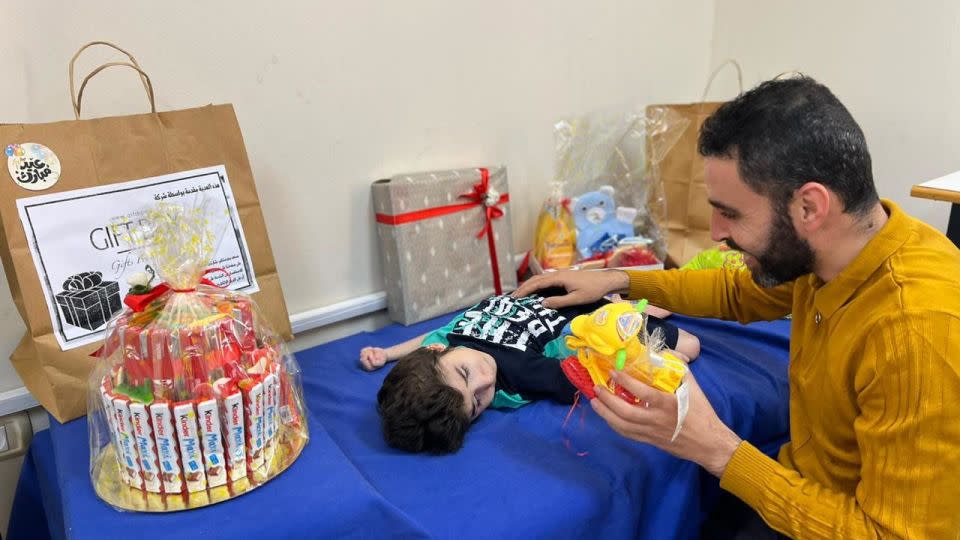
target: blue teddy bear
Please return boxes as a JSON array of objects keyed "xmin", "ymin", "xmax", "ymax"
[{"xmin": 570, "ymin": 185, "xmax": 637, "ymax": 259}]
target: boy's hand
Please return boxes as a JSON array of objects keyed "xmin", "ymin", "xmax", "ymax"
[{"xmin": 359, "ymin": 347, "xmax": 389, "ymax": 371}]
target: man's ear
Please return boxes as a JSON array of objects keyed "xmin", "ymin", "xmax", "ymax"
[
  {"xmin": 424, "ymin": 343, "xmax": 447, "ymax": 352},
  {"xmin": 794, "ymin": 182, "xmax": 831, "ymax": 231}
]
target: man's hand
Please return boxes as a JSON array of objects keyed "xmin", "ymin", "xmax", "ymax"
[
  {"xmin": 511, "ymin": 269, "xmax": 630, "ymax": 309},
  {"xmin": 590, "ymin": 370, "xmax": 742, "ymax": 478},
  {"xmin": 359, "ymin": 347, "xmax": 389, "ymax": 371}
]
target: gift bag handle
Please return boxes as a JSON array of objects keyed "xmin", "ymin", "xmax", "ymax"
[
  {"xmin": 75, "ymin": 62, "xmax": 157, "ymax": 119},
  {"xmin": 69, "ymin": 41, "xmax": 155, "ymax": 119},
  {"xmin": 700, "ymin": 59, "xmax": 744, "ymax": 101}
]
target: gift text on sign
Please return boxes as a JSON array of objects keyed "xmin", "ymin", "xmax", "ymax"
[{"xmin": 16, "ymin": 165, "xmax": 259, "ymax": 351}]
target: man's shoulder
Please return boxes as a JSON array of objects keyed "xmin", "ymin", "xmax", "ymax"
[{"xmin": 884, "ymin": 222, "xmax": 960, "ymax": 315}]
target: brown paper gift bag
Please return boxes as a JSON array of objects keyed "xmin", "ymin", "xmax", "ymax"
[
  {"xmin": 647, "ymin": 60, "xmax": 744, "ymax": 267},
  {"xmin": 0, "ymin": 42, "xmax": 291, "ymax": 422}
]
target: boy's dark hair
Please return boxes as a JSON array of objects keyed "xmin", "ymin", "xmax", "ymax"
[
  {"xmin": 698, "ymin": 75, "xmax": 879, "ymax": 216},
  {"xmin": 376, "ymin": 347, "xmax": 470, "ymax": 454}
]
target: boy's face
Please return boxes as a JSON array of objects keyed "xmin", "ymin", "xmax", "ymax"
[{"xmin": 436, "ymin": 346, "xmax": 497, "ymax": 421}]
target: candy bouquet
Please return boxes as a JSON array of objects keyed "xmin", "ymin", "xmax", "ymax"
[{"xmin": 87, "ymin": 203, "xmax": 308, "ymax": 512}]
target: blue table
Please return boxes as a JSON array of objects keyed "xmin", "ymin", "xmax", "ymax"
[{"xmin": 10, "ymin": 315, "xmax": 791, "ymax": 540}]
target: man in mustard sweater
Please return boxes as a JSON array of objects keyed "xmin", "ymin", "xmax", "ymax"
[{"xmin": 514, "ymin": 77, "xmax": 960, "ymax": 538}]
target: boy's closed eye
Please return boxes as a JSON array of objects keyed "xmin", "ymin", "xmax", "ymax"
[{"xmin": 459, "ymin": 366, "xmax": 479, "ymax": 418}]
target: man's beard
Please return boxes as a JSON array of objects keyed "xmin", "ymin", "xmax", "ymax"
[{"xmin": 726, "ymin": 212, "xmax": 815, "ymax": 288}]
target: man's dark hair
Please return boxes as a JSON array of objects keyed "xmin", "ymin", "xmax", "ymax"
[
  {"xmin": 377, "ymin": 347, "xmax": 470, "ymax": 454},
  {"xmin": 698, "ymin": 75, "xmax": 879, "ymax": 216}
]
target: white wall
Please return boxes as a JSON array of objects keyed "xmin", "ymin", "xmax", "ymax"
[
  {"xmin": 710, "ymin": 0, "xmax": 960, "ymax": 231},
  {"xmin": 0, "ymin": 5, "xmax": 716, "ymax": 532},
  {"xmin": 0, "ymin": 0, "xmax": 716, "ymax": 395}
]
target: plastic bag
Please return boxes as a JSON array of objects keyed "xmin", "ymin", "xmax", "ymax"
[
  {"xmin": 87, "ymin": 202, "xmax": 308, "ymax": 512},
  {"xmin": 531, "ymin": 106, "xmax": 688, "ymax": 271}
]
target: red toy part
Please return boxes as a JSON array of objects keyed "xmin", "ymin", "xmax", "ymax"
[
  {"xmin": 560, "ymin": 356, "xmax": 596, "ymax": 399},
  {"xmin": 560, "ymin": 356, "xmax": 642, "ymax": 404}
]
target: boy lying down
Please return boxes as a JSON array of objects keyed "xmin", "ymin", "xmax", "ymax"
[{"xmin": 360, "ymin": 288, "xmax": 700, "ymax": 453}]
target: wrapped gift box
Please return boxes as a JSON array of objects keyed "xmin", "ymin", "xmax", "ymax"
[
  {"xmin": 373, "ymin": 167, "xmax": 517, "ymax": 325},
  {"xmin": 55, "ymin": 273, "xmax": 121, "ymax": 330}
]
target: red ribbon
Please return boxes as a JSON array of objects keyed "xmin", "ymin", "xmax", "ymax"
[
  {"xmin": 90, "ymin": 268, "xmax": 230, "ymax": 359},
  {"xmin": 124, "ymin": 267, "xmax": 230, "ymax": 312},
  {"xmin": 375, "ymin": 168, "xmax": 509, "ymax": 295}
]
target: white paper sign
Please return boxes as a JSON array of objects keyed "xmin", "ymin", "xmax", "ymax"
[{"xmin": 16, "ymin": 165, "xmax": 259, "ymax": 351}]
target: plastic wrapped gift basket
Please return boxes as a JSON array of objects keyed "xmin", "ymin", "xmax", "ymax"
[{"xmin": 87, "ymin": 203, "xmax": 308, "ymax": 511}]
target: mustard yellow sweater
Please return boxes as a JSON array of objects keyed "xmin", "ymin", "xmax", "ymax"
[{"xmin": 627, "ymin": 200, "xmax": 960, "ymax": 538}]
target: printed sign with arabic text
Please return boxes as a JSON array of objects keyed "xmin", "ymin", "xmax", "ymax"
[{"xmin": 16, "ymin": 165, "xmax": 259, "ymax": 351}]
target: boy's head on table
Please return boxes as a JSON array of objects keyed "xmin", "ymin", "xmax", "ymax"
[{"xmin": 377, "ymin": 344, "xmax": 496, "ymax": 453}]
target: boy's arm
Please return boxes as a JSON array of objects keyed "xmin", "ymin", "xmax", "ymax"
[
  {"xmin": 384, "ymin": 332, "xmax": 431, "ymax": 359},
  {"xmin": 359, "ymin": 332, "xmax": 429, "ymax": 371}
]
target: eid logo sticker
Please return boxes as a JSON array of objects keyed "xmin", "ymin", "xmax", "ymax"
[{"xmin": 6, "ymin": 143, "xmax": 61, "ymax": 190}]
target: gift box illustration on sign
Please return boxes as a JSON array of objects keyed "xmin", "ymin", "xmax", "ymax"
[{"xmin": 54, "ymin": 271, "xmax": 122, "ymax": 330}]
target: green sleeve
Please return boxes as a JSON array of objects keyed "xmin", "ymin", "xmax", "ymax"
[{"xmin": 419, "ymin": 314, "xmax": 464, "ymax": 347}]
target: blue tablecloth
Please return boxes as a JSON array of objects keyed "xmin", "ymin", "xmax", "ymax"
[{"xmin": 10, "ymin": 315, "xmax": 791, "ymax": 540}]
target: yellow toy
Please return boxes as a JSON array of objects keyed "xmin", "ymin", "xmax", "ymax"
[{"xmin": 560, "ymin": 300, "xmax": 687, "ymax": 403}]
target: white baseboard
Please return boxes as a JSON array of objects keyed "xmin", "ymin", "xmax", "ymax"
[
  {"xmin": 0, "ymin": 387, "xmax": 38, "ymax": 418},
  {"xmin": 289, "ymin": 292, "xmax": 388, "ymax": 334}
]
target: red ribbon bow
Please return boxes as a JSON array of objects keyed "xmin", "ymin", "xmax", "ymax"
[
  {"xmin": 124, "ymin": 267, "xmax": 230, "ymax": 312},
  {"xmin": 457, "ymin": 169, "xmax": 507, "ymax": 239},
  {"xmin": 375, "ymin": 168, "xmax": 510, "ymax": 295},
  {"xmin": 457, "ymin": 169, "xmax": 507, "ymax": 294}
]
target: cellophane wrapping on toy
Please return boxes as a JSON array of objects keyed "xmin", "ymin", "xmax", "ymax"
[
  {"xmin": 87, "ymin": 203, "xmax": 308, "ymax": 512},
  {"xmin": 532, "ymin": 107, "xmax": 688, "ymax": 271}
]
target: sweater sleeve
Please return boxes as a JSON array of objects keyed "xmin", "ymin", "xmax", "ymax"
[
  {"xmin": 720, "ymin": 311, "xmax": 960, "ymax": 539},
  {"xmin": 624, "ymin": 267, "xmax": 794, "ymax": 323}
]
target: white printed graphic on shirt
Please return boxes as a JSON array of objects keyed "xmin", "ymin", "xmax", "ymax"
[{"xmin": 450, "ymin": 295, "xmax": 567, "ymax": 352}]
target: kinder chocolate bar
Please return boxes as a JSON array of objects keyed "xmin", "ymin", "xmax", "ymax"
[
  {"xmin": 270, "ymin": 363, "xmax": 283, "ymax": 432},
  {"xmin": 263, "ymin": 372, "xmax": 278, "ymax": 467},
  {"xmin": 173, "ymin": 402, "xmax": 207, "ymax": 492},
  {"xmin": 241, "ymin": 378, "xmax": 265, "ymax": 474},
  {"xmin": 197, "ymin": 398, "xmax": 227, "ymax": 488},
  {"xmin": 276, "ymin": 360, "xmax": 302, "ymax": 428},
  {"xmin": 100, "ymin": 381, "xmax": 129, "ymax": 484},
  {"xmin": 130, "ymin": 402, "xmax": 162, "ymax": 493},
  {"xmin": 220, "ymin": 388, "xmax": 247, "ymax": 482},
  {"xmin": 180, "ymin": 328, "xmax": 208, "ymax": 396},
  {"xmin": 230, "ymin": 298, "xmax": 257, "ymax": 351},
  {"xmin": 149, "ymin": 329, "xmax": 175, "ymax": 401},
  {"xmin": 112, "ymin": 397, "xmax": 143, "ymax": 490},
  {"xmin": 122, "ymin": 325, "xmax": 149, "ymax": 387},
  {"xmin": 149, "ymin": 401, "xmax": 184, "ymax": 494}
]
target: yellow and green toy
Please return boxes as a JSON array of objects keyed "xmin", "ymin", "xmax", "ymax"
[
  {"xmin": 680, "ymin": 243, "xmax": 745, "ymax": 271},
  {"xmin": 560, "ymin": 300, "xmax": 687, "ymax": 404}
]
